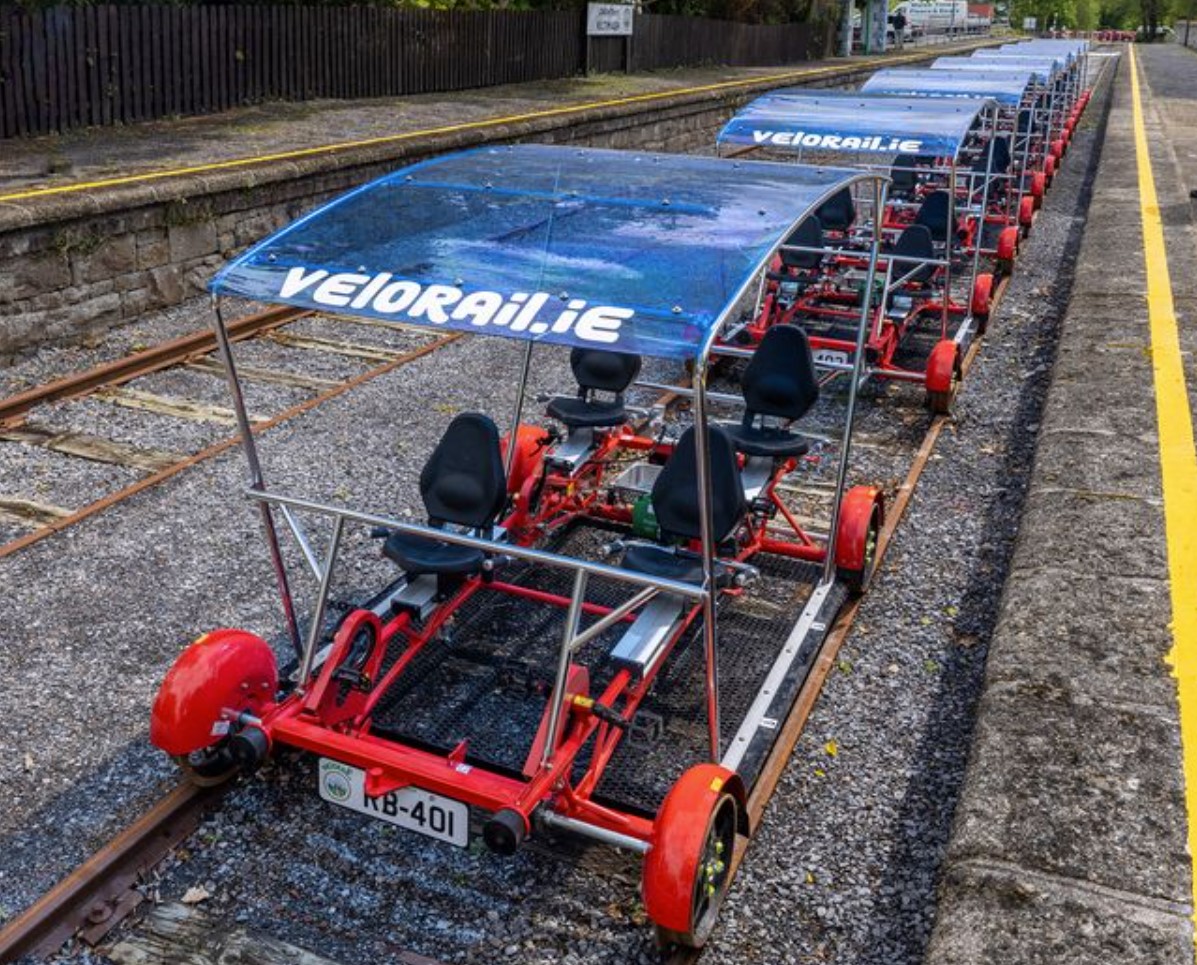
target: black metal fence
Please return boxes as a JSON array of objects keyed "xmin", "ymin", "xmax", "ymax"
[{"xmin": 0, "ymin": 5, "xmax": 829, "ymax": 139}]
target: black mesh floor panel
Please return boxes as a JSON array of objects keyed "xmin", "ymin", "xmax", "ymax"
[
  {"xmin": 368, "ymin": 524, "xmax": 846, "ymax": 816},
  {"xmin": 590, "ymin": 556, "xmax": 834, "ymax": 816}
]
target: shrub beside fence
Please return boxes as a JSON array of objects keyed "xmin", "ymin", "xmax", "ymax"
[{"xmin": 0, "ymin": 5, "xmax": 827, "ymax": 139}]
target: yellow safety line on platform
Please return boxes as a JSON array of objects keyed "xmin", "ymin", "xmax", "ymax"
[
  {"xmin": 0, "ymin": 46, "xmax": 981, "ymax": 205},
  {"xmin": 1129, "ymin": 44, "xmax": 1197, "ymax": 942}
]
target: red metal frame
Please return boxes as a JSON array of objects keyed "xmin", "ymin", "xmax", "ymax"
[{"xmin": 154, "ymin": 414, "xmax": 880, "ymax": 850}]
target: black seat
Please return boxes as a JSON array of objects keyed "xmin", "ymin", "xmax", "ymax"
[
  {"xmin": 889, "ymin": 225, "xmax": 936, "ymax": 286},
  {"xmin": 890, "ymin": 154, "xmax": 921, "ymax": 196},
  {"xmin": 621, "ymin": 426, "xmax": 745, "ymax": 585},
  {"xmin": 778, "ymin": 216, "xmax": 824, "ymax": 272},
  {"xmin": 815, "ymin": 188, "xmax": 856, "ymax": 233},
  {"xmin": 914, "ymin": 191, "xmax": 954, "ymax": 247},
  {"xmin": 890, "ymin": 154, "xmax": 936, "ymax": 197},
  {"xmin": 971, "ymin": 136, "xmax": 1011, "ymax": 177},
  {"xmin": 383, "ymin": 413, "xmax": 507, "ymax": 576},
  {"xmin": 546, "ymin": 349, "xmax": 642, "ymax": 430},
  {"xmin": 723, "ymin": 325, "xmax": 818, "ymax": 459}
]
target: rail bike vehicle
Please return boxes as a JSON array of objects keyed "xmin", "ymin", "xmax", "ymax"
[
  {"xmin": 714, "ymin": 91, "xmax": 1014, "ymax": 413},
  {"xmin": 860, "ymin": 67, "xmax": 1050, "ymax": 222},
  {"xmin": 149, "ymin": 145, "xmax": 892, "ymax": 948}
]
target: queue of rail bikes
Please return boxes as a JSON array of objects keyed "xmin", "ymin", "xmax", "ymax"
[{"xmin": 147, "ymin": 39, "xmax": 1096, "ymax": 950}]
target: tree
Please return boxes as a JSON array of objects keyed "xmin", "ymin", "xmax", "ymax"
[{"xmin": 1011, "ymin": 0, "xmax": 1076, "ymax": 28}]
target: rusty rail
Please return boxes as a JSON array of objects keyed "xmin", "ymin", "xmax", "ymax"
[
  {"xmin": 0, "ymin": 784, "xmax": 220, "ymax": 963},
  {"xmin": 0, "ymin": 305, "xmax": 304, "ymax": 428}
]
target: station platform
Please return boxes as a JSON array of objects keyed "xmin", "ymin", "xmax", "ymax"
[
  {"xmin": 926, "ymin": 43, "xmax": 1197, "ymax": 964},
  {"xmin": 0, "ymin": 37, "xmax": 997, "ymax": 201}
]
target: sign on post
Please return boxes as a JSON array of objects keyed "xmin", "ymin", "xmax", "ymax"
[
  {"xmin": 1022, "ymin": 16, "xmax": 1037, "ymax": 29},
  {"xmin": 587, "ymin": 3, "xmax": 634, "ymax": 36}
]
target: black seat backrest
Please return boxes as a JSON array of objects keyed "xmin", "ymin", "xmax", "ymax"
[
  {"xmin": 420, "ymin": 413, "xmax": 507, "ymax": 530},
  {"xmin": 652, "ymin": 426, "xmax": 746, "ymax": 545},
  {"xmin": 991, "ymin": 136, "xmax": 1011, "ymax": 174},
  {"xmin": 914, "ymin": 191, "xmax": 952, "ymax": 245},
  {"xmin": 571, "ymin": 348, "xmax": 641, "ymax": 397},
  {"xmin": 972, "ymin": 136, "xmax": 1011, "ymax": 175},
  {"xmin": 815, "ymin": 188, "xmax": 856, "ymax": 233},
  {"xmin": 891, "ymin": 153, "xmax": 921, "ymax": 192},
  {"xmin": 1018, "ymin": 108, "xmax": 1033, "ymax": 134},
  {"xmin": 780, "ymin": 216, "xmax": 823, "ymax": 271},
  {"xmin": 740, "ymin": 325, "xmax": 819, "ymax": 424},
  {"xmin": 891, "ymin": 225, "xmax": 936, "ymax": 285}
]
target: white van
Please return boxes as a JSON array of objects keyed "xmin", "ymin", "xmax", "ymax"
[{"xmin": 890, "ymin": 0, "xmax": 970, "ymax": 34}]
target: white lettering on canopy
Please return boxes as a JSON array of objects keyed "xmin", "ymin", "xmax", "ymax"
[
  {"xmin": 748, "ymin": 130, "xmax": 927, "ymax": 153},
  {"xmin": 271, "ymin": 270, "xmax": 638, "ymax": 347}
]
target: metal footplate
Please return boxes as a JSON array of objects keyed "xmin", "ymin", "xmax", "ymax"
[
  {"xmin": 720, "ymin": 578, "xmax": 846, "ymax": 780},
  {"xmin": 544, "ymin": 427, "xmax": 598, "ymax": 474},
  {"xmin": 608, "ymin": 593, "xmax": 687, "ymax": 677}
]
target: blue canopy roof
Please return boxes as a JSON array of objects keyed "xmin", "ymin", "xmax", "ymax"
[
  {"xmin": 861, "ymin": 68, "xmax": 1033, "ymax": 106},
  {"xmin": 716, "ymin": 90, "xmax": 992, "ymax": 158},
  {"xmin": 211, "ymin": 145, "xmax": 875, "ymax": 360},
  {"xmin": 969, "ymin": 50, "xmax": 1070, "ymax": 73},
  {"xmin": 932, "ymin": 56, "xmax": 1056, "ymax": 82},
  {"xmin": 1001, "ymin": 40, "xmax": 1086, "ymax": 59}
]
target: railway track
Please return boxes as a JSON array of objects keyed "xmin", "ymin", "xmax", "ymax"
[
  {"xmin": 0, "ymin": 51, "xmax": 1089, "ymax": 953},
  {"xmin": 0, "ymin": 308, "xmax": 459, "ymax": 560}
]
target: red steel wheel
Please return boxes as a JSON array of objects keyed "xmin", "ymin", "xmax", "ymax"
[
  {"xmin": 1031, "ymin": 171, "xmax": 1046, "ymax": 209},
  {"xmin": 1050, "ymin": 138, "xmax": 1065, "ymax": 161},
  {"xmin": 643, "ymin": 763, "xmax": 746, "ymax": 949},
  {"xmin": 151, "ymin": 629, "xmax": 278, "ymax": 786},
  {"xmin": 1019, "ymin": 195, "xmax": 1035, "ymax": 237},
  {"xmin": 925, "ymin": 339, "xmax": 961, "ymax": 416},
  {"xmin": 1044, "ymin": 154, "xmax": 1057, "ymax": 187},
  {"xmin": 971, "ymin": 272, "xmax": 994, "ymax": 332},
  {"xmin": 996, "ymin": 225, "xmax": 1019, "ymax": 275},
  {"xmin": 835, "ymin": 485, "xmax": 884, "ymax": 594}
]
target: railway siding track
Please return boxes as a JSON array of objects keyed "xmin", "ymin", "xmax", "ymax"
[{"xmin": 0, "ymin": 310, "xmax": 458, "ymax": 559}]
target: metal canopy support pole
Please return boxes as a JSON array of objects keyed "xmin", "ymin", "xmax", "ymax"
[
  {"xmin": 941, "ymin": 164, "xmax": 956, "ymax": 339},
  {"xmin": 212, "ymin": 297, "xmax": 303, "ymax": 660},
  {"xmin": 1015, "ymin": 98, "xmax": 1035, "ymax": 210},
  {"xmin": 968, "ymin": 107, "xmax": 998, "ymax": 319},
  {"xmin": 839, "ymin": 0, "xmax": 854, "ymax": 56},
  {"xmin": 692, "ymin": 355, "xmax": 721, "ymax": 763},
  {"xmin": 297, "ymin": 515, "xmax": 345, "ymax": 692},
  {"xmin": 504, "ymin": 342, "xmax": 535, "ymax": 480},
  {"xmin": 821, "ymin": 177, "xmax": 888, "ymax": 586},
  {"xmin": 542, "ymin": 569, "xmax": 588, "ymax": 768}
]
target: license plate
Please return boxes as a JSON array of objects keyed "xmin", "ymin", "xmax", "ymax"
[
  {"xmin": 813, "ymin": 349, "xmax": 851, "ymax": 368},
  {"xmin": 318, "ymin": 759, "xmax": 469, "ymax": 847}
]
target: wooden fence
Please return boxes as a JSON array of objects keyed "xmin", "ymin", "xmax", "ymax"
[{"xmin": 0, "ymin": 5, "xmax": 829, "ymax": 140}]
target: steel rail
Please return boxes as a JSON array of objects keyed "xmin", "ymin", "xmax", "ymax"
[
  {"xmin": 0, "ymin": 784, "xmax": 221, "ymax": 962},
  {"xmin": 0, "ymin": 305, "xmax": 306, "ymax": 428}
]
